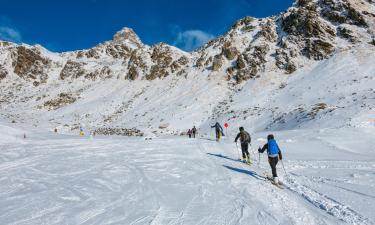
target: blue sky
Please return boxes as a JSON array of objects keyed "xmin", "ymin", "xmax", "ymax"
[{"xmin": 0, "ymin": 0, "xmax": 293, "ymax": 52}]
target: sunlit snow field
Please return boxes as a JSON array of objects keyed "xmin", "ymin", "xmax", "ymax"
[{"xmin": 1, "ymin": 124, "xmax": 374, "ymax": 225}]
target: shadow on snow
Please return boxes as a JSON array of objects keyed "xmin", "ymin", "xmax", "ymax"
[{"xmin": 206, "ymin": 153, "xmax": 266, "ymax": 181}]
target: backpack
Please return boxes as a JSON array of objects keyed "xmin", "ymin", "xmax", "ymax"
[
  {"xmin": 240, "ymin": 131, "xmax": 251, "ymax": 143},
  {"xmin": 267, "ymin": 139, "xmax": 279, "ymax": 155}
]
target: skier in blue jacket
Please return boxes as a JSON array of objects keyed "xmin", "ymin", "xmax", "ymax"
[{"xmin": 258, "ymin": 134, "xmax": 283, "ymax": 184}]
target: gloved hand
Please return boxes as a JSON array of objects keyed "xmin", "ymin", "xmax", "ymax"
[
  {"xmin": 279, "ymin": 154, "xmax": 283, "ymax": 160},
  {"xmin": 258, "ymin": 147, "xmax": 261, "ymax": 153}
]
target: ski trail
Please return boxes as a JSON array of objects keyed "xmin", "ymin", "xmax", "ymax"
[
  {"xmin": 0, "ymin": 135, "xmax": 373, "ymax": 225},
  {"xmin": 283, "ymin": 174, "xmax": 374, "ymax": 225},
  {"xmin": 200, "ymin": 139, "xmax": 339, "ymax": 225}
]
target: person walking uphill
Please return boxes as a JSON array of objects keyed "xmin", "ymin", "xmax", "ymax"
[
  {"xmin": 234, "ymin": 127, "xmax": 251, "ymax": 164},
  {"xmin": 187, "ymin": 129, "xmax": 192, "ymax": 138},
  {"xmin": 192, "ymin": 126, "xmax": 197, "ymax": 138},
  {"xmin": 258, "ymin": 134, "xmax": 283, "ymax": 184},
  {"xmin": 211, "ymin": 122, "xmax": 224, "ymax": 141}
]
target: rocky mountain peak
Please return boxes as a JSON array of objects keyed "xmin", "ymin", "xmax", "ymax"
[{"xmin": 112, "ymin": 27, "xmax": 143, "ymax": 48}]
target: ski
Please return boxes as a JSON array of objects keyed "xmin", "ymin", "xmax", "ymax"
[
  {"xmin": 264, "ymin": 173, "xmax": 284, "ymax": 189},
  {"xmin": 239, "ymin": 159, "xmax": 252, "ymax": 166}
]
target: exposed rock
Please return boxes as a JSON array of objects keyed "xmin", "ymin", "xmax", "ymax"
[
  {"xmin": 320, "ymin": 0, "xmax": 368, "ymax": 27},
  {"xmin": 347, "ymin": 4, "xmax": 367, "ymax": 27},
  {"xmin": 337, "ymin": 26, "xmax": 358, "ymax": 42},
  {"xmin": 212, "ymin": 55, "xmax": 223, "ymax": 71},
  {"xmin": 146, "ymin": 43, "xmax": 175, "ymax": 80},
  {"xmin": 85, "ymin": 66, "xmax": 113, "ymax": 80},
  {"xmin": 286, "ymin": 63, "xmax": 297, "ymax": 74},
  {"xmin": 0, "ymin": 41, "xmax": 12, "ymax": 47},
  {"xmin": 195, "ymin": 56, "xmax": 205, "ymax": 67},
  {"xmin": 304, "ymin": 39, "xmax": 335, "ymax": 60},
  {"xmin": 171, "ymin": 61, "xmax": 180, "ymax": 73},
  {"xmin": 76, "ymin": 51, "xmax": 84, "ymax": 58},
  {"xmin": 250, "ymin": 45, "xmax": 269, "ymax": 64},
  {"xmin": 235, "ymin": 67, "xmax": 258, "ymax": 83},
  {"xmin": 60, "ymin": 60, "xmax": 86, "ymax": 80},
  {"xmin": 275, "ymin": 49, "xmax": 297, "ymax": 74},
  {"xmin": 85, "ymin": 48, "xmax": 100, "ymax": 59},
  {"xmin": 282, "ymin": 8, "xmax": 335, "ymax": 38},
  {"xmin": 33, "ymin": 81, "xmax": 40, "ymax": 87},
  {"xmin": 281, "ymin": 7, "xmax": 337, "ymax": 61},
  {"xmin": 94, "ymin": 127, "xmax": 143, "ymax": 136},
  {"xmin": 112, "ymin": 27, "xmax": 143, "ymax": 48},
  {"xmin": 233, "ymin": 44, "xmax": 269, "ymax": 82},
  {"xmin": 231, "ymin": 16, "xmax": 254, "ymax": 30},
  {"xmin": 126, "ymin": 65, "xmax": 139, "ymax": 80},
  {"xmin": 223, "ymin": 47, "xmax": 239, "ymax": 60},
  {"xmin": 0, "ymin": 65, "xmax": 7, "ymax": 80},
  {"xmin": 177, "ymin": 56, "xmax": 189, "ymax": 65},
  {"xmin": 12, "ymin": 46, "xmax": 50, "ymax": 82},
  {"xmin": 159, "ymin": 123, "xmax": 169, "ymax": 129},
  {"xmin": 307, "ymin": 102, "xmax": 329, "ymax": 118},
  {"xmin": 205, "ymin": 56, "xmax": 213, "ymax": 67},
  {"xmin": 256, "ymin": 20, "xmax": 277, "ymax": 42},
  {"xmin": 226, "ymin": 66, "xmax": 235, "ymax": 75},
  {"xmin": 127, "ymin": 50, "xmax": 148, "ymax": 72},
  {"xmin": 105, "ymin": 44, "xmax": 132, "ymax": 59},
  {"xmin": 236, "ymin": 55, "xmax": 246, "ymax": 70},
  {"xmin": 43, "ymin": 93, "xmax": 77, "ymax": 110}
]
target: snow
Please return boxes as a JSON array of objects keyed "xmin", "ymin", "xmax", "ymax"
[{"xmin": 0, "ymin": 122, "xmax": 374, "ymax": 225}]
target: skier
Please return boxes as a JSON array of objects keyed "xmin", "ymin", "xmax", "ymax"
[
  {"xmin": 79, "ymin": 126, "xmax": 84, "ymax": 136},
  {"xmin": 258, "ymin": 134, "xmax": 283, "ymax": 184},
  {"xmin": 187, "ymin": 129, "xmax": 192, "ymax": 138},
  {"xmin": 234, "ymin": 127, "xmax": 251, "ymax": 164},
  {"xmin": 192, "ymin": 126, "xmax": 197, "ymax": 138},
  {"xmin": 211, "ymin": 122, "xmax": 224, "ymax": 141}
]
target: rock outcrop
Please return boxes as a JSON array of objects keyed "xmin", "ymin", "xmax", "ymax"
[{"xmin": 0, "ymin": 0, "xmax": 373, "ymax": 85}]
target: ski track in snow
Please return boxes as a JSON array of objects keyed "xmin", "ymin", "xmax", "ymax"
[{"xmin": 0, "ymin": 134, "xmax": 374, "ymax": 225}]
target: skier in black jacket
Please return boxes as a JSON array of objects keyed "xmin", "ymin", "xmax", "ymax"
[
  {"xmin": 192, "ymin": 126, "xmax": 197, "ymax": 138},
  {"xmin": 234, "ymin": 127, "xmax": 251, "ymax": 163}
]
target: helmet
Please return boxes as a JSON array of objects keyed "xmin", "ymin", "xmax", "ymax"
[
  {"xmin": 239, "ymin": 127, "xmax": 244, "ymax": 131},
  {"xmin": 267, "ymin": 134, "xmax": 274, "ymax": 140}
]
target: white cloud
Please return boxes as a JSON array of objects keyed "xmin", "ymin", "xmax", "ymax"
[
  {"xmin": 174, "ymin": 29, "xmax": 215, "ymax": 52},
  {"xmin": 0, "ymin": 26, "xmax": 22, "ymax": 43}
]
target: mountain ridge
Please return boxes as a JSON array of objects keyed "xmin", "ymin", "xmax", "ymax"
[{"xmin": 0, "ymin": 0, "xmax": 374, "ymax": 135}]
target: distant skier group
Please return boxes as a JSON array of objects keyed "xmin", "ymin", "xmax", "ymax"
[{"xmin": 187, "ymin": 126, "xmax": 197, "ymax": 138}]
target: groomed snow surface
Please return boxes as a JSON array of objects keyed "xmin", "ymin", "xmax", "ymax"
[{"xmin": 1, "ymin": 124, "xmax": 374, "ymax": 225}]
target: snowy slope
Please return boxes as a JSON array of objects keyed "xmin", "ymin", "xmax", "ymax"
[{"xmin": 0, "ymin": 124, "xmax": 374, "ymax": 224}]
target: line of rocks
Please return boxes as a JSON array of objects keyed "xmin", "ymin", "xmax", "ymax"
[{"xmin": 93, "ymin": 127, "xmax": 144, "ymax": 136}]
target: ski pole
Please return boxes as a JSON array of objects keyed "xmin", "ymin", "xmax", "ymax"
[
  {"xmin": 281, "ymin": 160, "xmax": 287, "ymax": 176},
  {"xmin": 235, "ymin": 142, "xmax": 241, "ymax": 160},
  {"xmin": 258, "ymin": 152, "xmax": 260, "ymax": 167}
]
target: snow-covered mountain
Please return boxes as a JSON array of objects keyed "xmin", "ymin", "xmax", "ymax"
[{"xmin": 0, "ymin": 0, "xmax": 374, "ymax": 136}]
